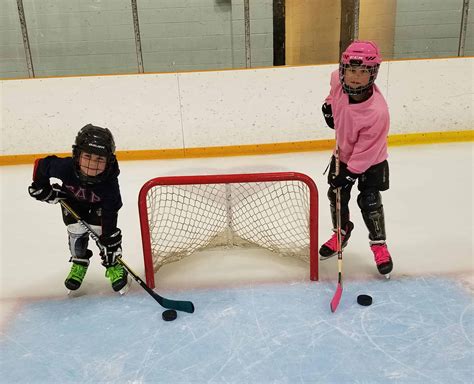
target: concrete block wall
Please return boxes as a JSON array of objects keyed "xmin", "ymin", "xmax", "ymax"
[
  {"xmin": 2, "ymin": 0, "xmax": 472, "ymax": 79},
  {"xmin": 0, "ymin": 0, "xmax": 29, "ymax": 79},
  {"xmin": 0, "ymin": 0, "xmax": 273, "ymax": 78},
  {"xmin": 22, "ymin": 0, "xmax": 138, "ymax": 77},
  {"xmin": 465, "ymin": 0, "xmax": 474, "ymax": 56},
  {"xmin": 393, "ymin": 0, "xmax": 472, "ymax": 58},
  {"xmin": 140, "ymin": 0, "xmax": 273, "ymax": 72}
]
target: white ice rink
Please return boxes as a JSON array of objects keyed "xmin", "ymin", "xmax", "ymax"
[{"xmin": 0, "ymin": 142, "xmax": 473, "ymax": 383}]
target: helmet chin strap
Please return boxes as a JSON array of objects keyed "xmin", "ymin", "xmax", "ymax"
[
  {"xmin": 343, "ymin": 82, "xmax": 373, "ymax": 96},
  {"xmin": 347, "ymin": 87, "xmax": 373, "ymax": 103}
]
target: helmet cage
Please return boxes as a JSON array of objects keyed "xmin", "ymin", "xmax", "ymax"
[
  {"xmin": 339, "ymin": 61, "xmax": 380, "ymax": 95},
  {"xmin": 72, "ymin": 124, "xmax": 116, "ymax": 185},
  {"xmin": 339, "ymin": 40, "xmax": 381, "ymax": 95}
]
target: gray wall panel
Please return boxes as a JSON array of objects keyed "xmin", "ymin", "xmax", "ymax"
[
  {"xmin": 21, "ymin": 0, "xmax": 137, "ymax": 76},
  {"xmin": 394, "ymin": 0, "xmax": 465, "ymax": 58},
  {"xmin": 1, "ymin": 0, "xmax": 470, "ymax": 79},
  {"xmin": 140, "ymin": 0, "xmax": 273, "ymax": 73},
  {"xmin": 0, "ymin": 0, "xmax": 29, "ymax": 78}
]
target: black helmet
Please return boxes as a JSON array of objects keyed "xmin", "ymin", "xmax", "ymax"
[{"xmin": 72, "ymin": 124, "xmax": 116, "ymax": 185}]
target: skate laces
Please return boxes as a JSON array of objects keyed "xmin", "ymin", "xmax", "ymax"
[
  {"xmin": 324, "ymin": 229, "xmax": 348, "ymax": 251},
  {"xmin": 105, "ymin": 264, "xmax": 124, "ymax": 283},
  {"xmin": 371, "ymin": 244, "xmax": 390, "ymax": 264},
  {"xmin": 68, "ymin": 263, "xmax": 87, "ymax": 281}
]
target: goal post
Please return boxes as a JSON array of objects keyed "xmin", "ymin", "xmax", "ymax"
[{"xmin": 138, "ymin": 172, "xmax": 319, "ymax": 288}]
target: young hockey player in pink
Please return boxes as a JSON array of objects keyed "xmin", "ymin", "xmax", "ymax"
[
  {"xmin": 319, "ymin": 40, "xmax": 393, "ymax": 276},
  {"xmin": 28, "ymin": 124, "xmax": 129, "ymax": 292}
]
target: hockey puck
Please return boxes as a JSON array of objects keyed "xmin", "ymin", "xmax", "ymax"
[
  {"xmin": 162, "ymin": 309, "xmax": 177, "ymax": 321},
  {"xmin": 357, "ymin": 294, "xmax": 373, "ymax": 306}
]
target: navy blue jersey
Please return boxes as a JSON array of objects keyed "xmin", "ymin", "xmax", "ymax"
[{"xmin": 32, "ymin": 156, "xmax": 122, "ymax": 234}]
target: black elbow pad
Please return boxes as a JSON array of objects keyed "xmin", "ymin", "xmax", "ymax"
[{"xmin": 322, "ymin": 103, "xmax": 334, "ymax": 129}]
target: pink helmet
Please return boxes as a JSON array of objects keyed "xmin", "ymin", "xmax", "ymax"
[{"xmin": 339, "ymin": 40, "xmax": 382, "ymax": 95}]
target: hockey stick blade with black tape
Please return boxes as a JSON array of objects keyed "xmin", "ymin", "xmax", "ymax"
[
  {"xmin": 117, "ymin": 258, "xmax": 194, "ymax": 313},
  {"xmin": 59, "ymin": 201, "xmax": 195, "ymax": 313}
]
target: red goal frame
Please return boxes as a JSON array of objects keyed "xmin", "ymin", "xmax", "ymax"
[{"xmin": 138, "ymin": 172, "xmax": 319, "ymax": 288}]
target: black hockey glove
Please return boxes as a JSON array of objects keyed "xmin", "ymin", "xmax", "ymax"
[
  {"xmin": 322, "ymin": 103, "xmax": 334, "ymax": 129},
  {"xmin": 330, "ymin": 168, "xmax": 360, "ymax": 189},
  {"xmin": 99, "ymin": 229, "xmax": 122, "ymax": 267},
  {"xmin": 28, "ymin": 182, "xmax": 67, "ymax": 204}
]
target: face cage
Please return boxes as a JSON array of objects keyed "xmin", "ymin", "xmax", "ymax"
[
  {"xmin": 339, "ymin": 63, "xmax": 379, "ymax": 95},
  {"xmin": 73, "ymin": 148, "xmax": 113, "ymax": 185}
]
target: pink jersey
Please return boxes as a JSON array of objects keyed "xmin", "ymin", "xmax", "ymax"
[{"xmin": 325, "ymin": 70, "xmax": 389, "ymax": 174}]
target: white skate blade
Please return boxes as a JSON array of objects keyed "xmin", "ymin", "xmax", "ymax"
[
  {"xmin": 66, "ymin": 288, "xmax": 84, "ymax": 297},
  {"xmin": 384, "ymin": 273, "xmax": 391, "ymax": 279},
  {"xmin": 119, "ymin": 285, "xmax": 129, "ymax": 295},
  {"xmin": 319, "ymin": 244, "xmax": 349, "ymax": 261},
  {"xmin": 118, "ymin": 276, "xmax": 132, "ymax": 296}
]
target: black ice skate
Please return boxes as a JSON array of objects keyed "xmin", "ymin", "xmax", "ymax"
[
  {"xmin": 319, "ymin": 221, "xmax": 354, "ymax": 260},
  {"xmin": 65, "ymin": 250, "xmax": 92, "ymax": 291},
  {"xmin": 105, "ymin": 262, "xmax": 131, "ymax": 295},
  {"xmin": 370, "ymin": 241, "xmax": 393, "ymax": 279}
]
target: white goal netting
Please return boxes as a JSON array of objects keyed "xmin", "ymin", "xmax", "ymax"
[{"xmin": 139, "ymin": 173, "xmax": 319, "ymax": 286}]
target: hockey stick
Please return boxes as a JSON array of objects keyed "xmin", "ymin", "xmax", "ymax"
[
  {"xmin": 330, "ymin": 145, "xmax": 343, "ymax": 313},
  {"xmin": 59, "ymin": 200, "xmax": 195, "ymax": 313}
]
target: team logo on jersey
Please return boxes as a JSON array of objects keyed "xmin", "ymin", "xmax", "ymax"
[{"xmin": 64, "ymin": 185, "xmax": 101, "ymax": 203}]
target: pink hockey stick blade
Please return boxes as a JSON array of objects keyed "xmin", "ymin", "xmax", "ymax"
[{"xmin": 330, "ymin": 283, "xmax": 343, "ymax": 312}]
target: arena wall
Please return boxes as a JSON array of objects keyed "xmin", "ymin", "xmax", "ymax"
[{"xmin": 1, "ymin": 57, "xmax": 472, "ymax": 165}]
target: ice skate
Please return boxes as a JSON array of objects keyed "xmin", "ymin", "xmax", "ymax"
[
  {"xmin": 370, "ymin": 241, "xmax": 393, "ymax": 278},
  {"xmin": 64, "ymin": 250, "xmax": 92, "ymax": 292},
  {"xmin": 65, "ymin": 263, "xmax": 88, "ymax": 292},
  {"xmin": 105, "ymin": 262, "xmax": 130, "ymax": 294},
  {"xmin": 319, "ymin": 221, "xmax": 354, "ymax": 260}
]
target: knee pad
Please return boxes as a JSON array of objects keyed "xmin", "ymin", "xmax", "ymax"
[
  {"xmin": 67, "ymin": 223, "xmax": 89, "ymax": 258},
  {"xmin": 67, "ymin": 222, "xmax": 87, "ymax": 236},
  {"xmin": 67, "ymin": 223, "xmax": 102, "ymax": 258},
  {"xmin": 357, "ymin": 190, "xmax": 382, "ymax": 212},
  {"xmin": 67, "ymin": 223, "xmax": 102, "ymax": 257},
  {"xmin": 358, "ymin": 190, "xmax": 386, "ymax": 241}
]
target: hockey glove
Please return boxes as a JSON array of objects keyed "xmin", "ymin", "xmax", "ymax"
[
  {"xmin": 322, "ymin": 103, "xmax": 334, "ymax": 129},
  {"xmin": 330, "ymin": 168, "xmax": 360, "ymax": 189},
  {"xmin": 28, "ymin": 182, "xmax": 67, "ymax": 204},
  {"xmin": 99, "ymin": 229, "xmax": 122, "ymax": 267}
]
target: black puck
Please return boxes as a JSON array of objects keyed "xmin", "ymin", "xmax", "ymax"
[
  {"xmin": 162, "ymin": 309, "xmax": 177, "ymax": 321},
  {"xmin": 357, "ymin": 294, "xmax": 373, "ymax": 306}
]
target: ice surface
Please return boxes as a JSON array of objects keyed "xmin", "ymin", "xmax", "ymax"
[{"xmin": 1, "ymin": 143, "xmax": 473, "ymax": 383}]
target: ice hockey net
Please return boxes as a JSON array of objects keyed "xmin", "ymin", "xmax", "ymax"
[{"xmin": 138, "ymin": 172, "xmax": 319, "ymax": 288}]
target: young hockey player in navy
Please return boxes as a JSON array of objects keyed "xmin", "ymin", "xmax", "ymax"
[
  {"xmin": 28, "ymin": 124, "xmax": 129, "ymax": 292},
  {"xmin": 319, "ymin": 40, "xmax": 393, "ymax": 276}
]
